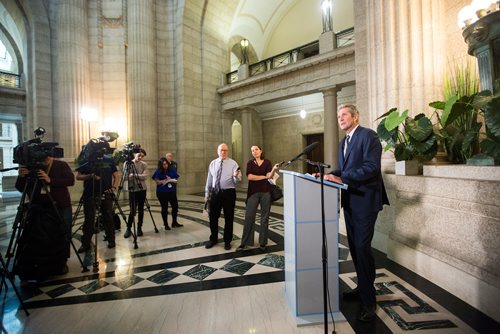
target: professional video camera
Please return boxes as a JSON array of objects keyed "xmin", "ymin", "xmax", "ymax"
[
  {"xmin": 77, "ymin": 137, "xmax": 116, "ymax": 168},
  {"xmin": 13, "ymin": 127, "xmax": 63, "ymax": 170},
  {"xmin": 121, "ymin": 142, "xmax": 142, "ymax": 161}
]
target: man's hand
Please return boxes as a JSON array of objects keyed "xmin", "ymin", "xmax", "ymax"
[
  {"xmin": 37, "ymin": 170, "xmax": 51, "ymax": 183},
  {"xmin": 18, "ymin": 167, "xmax": 29, "ymax": 177},
  {"xmin": 324, "ymin": 174, "xmax": 342, "ymax": 184}
]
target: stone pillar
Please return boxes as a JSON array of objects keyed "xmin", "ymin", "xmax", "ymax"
[
  {"xmin": 238, "ymin": 64, "xmax": 249, "ymax": 80},
  {"xmin": 319, "ymin": 30, "xmax": 336, "ymax": 54},
  {"xmin": 127, "ymin": 0, "xmax": 158, "ymax": 158},
  {"xmin": 322, "ymin": 87, "xmax": 339, "ymax": 170},
  {"xmin": 355, "ymin": 0, "xmax": 443, "ymax": 124},
  {"xmin": 56, "ymin": 0, "xmax": 89, "ymax": 158},
  {"xmin": 241, "ymin": 108, "xmax": 253, "ymax": 167}
]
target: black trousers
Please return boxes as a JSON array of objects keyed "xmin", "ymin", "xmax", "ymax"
[
  {"xmin": 208, "ymin": 188, "xmax": 236, "ymax": 244},
  {"xmin": 82, "ymin": 194, "xmax": 114, "ymax": 247},
  {"xmin": 343, "ymin": 207, "xmax": 379, "ymax": 308},
  {"xmin": 156, "ymin": 191, "xmax": 178, "ymax": 226},
  {"xmin": 127, "ymin": 190, "xmax": 146, "ymax": 228}
]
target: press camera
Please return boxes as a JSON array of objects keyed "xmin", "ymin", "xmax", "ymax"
[
  {"xmin": 13, "ymin": 127, "xmax": 63, "ymax": 170},
  {"xmin": 121, "ymin": 142, "xmax": 141, "ymax": 161},
  {"xmin": 77, "ymin": 138, "xmax": 115, "ymax": 168}
]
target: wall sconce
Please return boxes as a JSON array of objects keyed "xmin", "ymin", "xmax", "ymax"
[
  {"xmin": 321, "ymin": 0, "xmax": 333, "ymax": 33},
  {"xmin": 458, "ymin": 0, "xmax": 498, "ymax": 28},
  {"xmin": 460, "ymin": 0, "xmax": 500, "ymax": 91},
  {"xmin": 240, "ymin": 39, "xmax": 249, "ymax": 64}
]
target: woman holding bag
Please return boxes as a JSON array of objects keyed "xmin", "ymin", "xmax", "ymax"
[{"xmin": 237, "ymin": 145, "xmax": 279, "ymax": 251}]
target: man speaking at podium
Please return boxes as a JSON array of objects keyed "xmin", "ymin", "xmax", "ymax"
[{"xmin": 323, "ymin": 104, "xmax": 389, "ymax": 322}]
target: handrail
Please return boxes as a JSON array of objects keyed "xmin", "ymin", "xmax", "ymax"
[
  {"xmin": 226, "ymin": 27, "xmax": 354, "ymax": 84},
  {"xmin": 0, "ymin": 71, "xmax": 22, "ymax": 88}
]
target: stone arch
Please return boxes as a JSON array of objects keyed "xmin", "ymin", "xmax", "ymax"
[
  {"xmin": 228, "ymin": 35, "xmax": 259, "ymax": 66},
  {"xmin": 0, "ymin": 0, "xmax": 53, "ymax": 140}
]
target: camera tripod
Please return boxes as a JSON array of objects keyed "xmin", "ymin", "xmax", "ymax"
[
  {"xmin": 115, "ymin": 159, "xmax": 159, "ymax": 246},
  {"xmin": 0, "ymin": 167, "xmax": 30, "ymax": 316},
  {"xmin": 1, "ymin": 171, "xmax": 85, "ymax": 313},
  {"xmin": 72, "ymin": 165, "xmax": 128, "ymax": 271}
]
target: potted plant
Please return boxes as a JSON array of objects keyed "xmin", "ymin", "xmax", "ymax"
[
  {"xmin": 376, "ymin": 108, "xmax": 437, "ymax": 175},
  {"xmin": 429, "ymin": 82, "xmax": 500, "ymax": 165}
]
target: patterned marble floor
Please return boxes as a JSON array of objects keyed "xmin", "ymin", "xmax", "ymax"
[{"xmin": 0, "ymin": 191, "xmax": 499, "ymax": 334}]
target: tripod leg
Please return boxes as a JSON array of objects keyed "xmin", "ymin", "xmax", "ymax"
[
  {"xmin": 144, "ymin": 198, "xmax": 159, "ymax": 233},
  {"xmin": 69, "ymin": 197, "xmax": 89, "ymax": 272},
  {"xmin": 112, "ymin": 194, "xmax": 139, "ymax": 249},
  {"xmin": 0, "ymin": 254, "xmax": 29, "ymax": 316},
  {"xmin": 93, "ymin": 216, "xmax": 99, "ymax": 272}
]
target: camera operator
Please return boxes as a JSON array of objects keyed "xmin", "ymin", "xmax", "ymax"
[
  {"xmin": 124, "ymin": 148, "xmax": 148, "ymax": 237},
  {"xmin": 76, "ymin": 155, "xmax": 120, "ymax": 252},
  {"xmin": 15, "ymin": 154, "xmax": 75, "ymax": 273}
]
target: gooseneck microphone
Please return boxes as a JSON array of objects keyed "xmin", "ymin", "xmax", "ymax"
[{"xmin": 284, "ymin": 141, "xmax": 320, "ymax": 166}]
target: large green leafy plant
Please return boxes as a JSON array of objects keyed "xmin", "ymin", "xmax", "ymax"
[
  {"xmin": 376, "ymin": 108, "xmax": 437, "ymax": 161},
  {"xmin": 428, "ymin": 94, "xmax": 482, "ymax": 163},
  {"xmin": 474, "ymin": 82, "xmax": 500, "ymax": 161},
  {"xmin": 428, "ymin": 60, "xmax": 482, "ymax": 163},
  {"xmin": 429, "ymin": 80, "xmax": 500, "ymax": 163}
]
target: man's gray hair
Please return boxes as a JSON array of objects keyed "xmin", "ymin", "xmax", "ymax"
[{"xmin": 338, "ymin": 104, "xmax": 359, "ymax": 117}]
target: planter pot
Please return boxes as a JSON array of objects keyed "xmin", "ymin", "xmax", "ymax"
[{"xmin": 395, "ymin": 160, "xmax": 419, "ymax": 176}]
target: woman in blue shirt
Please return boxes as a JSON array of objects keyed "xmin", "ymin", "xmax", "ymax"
[{"xmin": 152, "ymin": 157, "xmax": 183, "ymax": 230}]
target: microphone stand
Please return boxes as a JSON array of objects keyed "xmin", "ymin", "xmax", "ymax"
[{"xmin": 304, "ymin": 158, "xmax": 331, "ymax": 334}]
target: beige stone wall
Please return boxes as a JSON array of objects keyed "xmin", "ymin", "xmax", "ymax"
[
  {"xmin": 263, "ymin": 115, "xmax": 318, "ymax": 177},
  {"xmin": 378, "ymin": 174, "xmax": 500, "ymax": 320},
  {"xmin": 172, "ymin": 0, "xmax": 238, "ymax": 194}
]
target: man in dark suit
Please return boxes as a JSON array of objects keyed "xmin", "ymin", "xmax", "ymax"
[{"xmin": 324, "ymin": 104, "xmax": 389, "ymax": 322}]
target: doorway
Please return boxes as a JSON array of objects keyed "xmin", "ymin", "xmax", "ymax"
[{"xmin": 305, "ymin": 133, "xmax": 324, "ymax": 174}]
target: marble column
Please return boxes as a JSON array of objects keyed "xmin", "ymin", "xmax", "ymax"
[
  {"xmin": 56, "ymin": 0, "xmax": 89, "ymax": 158},
  {"xmin": 322, "ymin": 87, "xmax": 339, "ymax": 170},
  {"xmin": 241, "ymin": 108, "xmax": 253, "ymax": 169},
  {"xmin": 358, "ymin": 0, "xmax": 443, "ymax": 123},
  {"xmin": 127, "ymin": 0, "xmax": 158, "ymax": 158}
]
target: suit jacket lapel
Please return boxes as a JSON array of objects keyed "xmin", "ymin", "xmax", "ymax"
[{"xmin": 343, "ymin": 129, "xmax": 358, "ymax": 167}]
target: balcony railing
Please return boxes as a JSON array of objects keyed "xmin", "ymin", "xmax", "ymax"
[
  {"xmin": 336, "ymin": 27, "xmax": 355, "ymax": 47},
  {"xmin": 226, "ymin": 27, "xmax": 354, "ymax": 84},
  {"xmin": 0, "ymin": 71, "xmax": 22, "ymax": 88}
]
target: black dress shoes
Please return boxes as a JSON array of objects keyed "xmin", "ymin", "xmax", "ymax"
[
  {"xmin": 205, "ymin": 240, "xmax": 217, "ymax": 249},
  {"xmin": 224, "ymin": 243, "xmax": 231, "ymax": 250},
  {"xmin": 124, "ymin": 228, "xmax": 131, "ymax": 238},
  {"xmin": 172, "ymin": 222, "xmax": 184, "ymax": 227},
  {"xmin": 358, "ymin": 304, "xmax": 377, "ymax": 322},
  {"xmin": 342, "ymin": 288, "xmax": 360, "ymax": 301}
]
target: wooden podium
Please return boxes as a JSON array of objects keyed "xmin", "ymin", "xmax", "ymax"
[{"xmin": 281, "ymin": 170, "xmax": 347, "ymax": 325}]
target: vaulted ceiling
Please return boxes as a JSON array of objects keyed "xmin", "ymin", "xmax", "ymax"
[{"xmin": 228, "ymin": 0, "xmax": 354, "ymax": 119}]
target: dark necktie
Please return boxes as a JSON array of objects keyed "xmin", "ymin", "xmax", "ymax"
[
  {"xmin": 344, "ymin": 135, "xmax": 350, "ymax": 157},
  {"xmin": 215, "ymin": 160, "xmax": 223, "ymax": 192}
]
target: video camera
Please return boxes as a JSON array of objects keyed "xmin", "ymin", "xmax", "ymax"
[
  {"xmin": 121, "ymin": 142, "xmax": 142, "ymax": 161},
  {"xmin": 13, "ymin": 127, "xmax": 63, "ymax": 170},
  {"xmin": 77, "ymin": 138, "xmax": 116, "ymax": 168}
]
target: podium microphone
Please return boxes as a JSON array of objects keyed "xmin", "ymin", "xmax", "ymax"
[{"xmin": 284, "ymin": 141, "xmax": 320, "ymax": 166}]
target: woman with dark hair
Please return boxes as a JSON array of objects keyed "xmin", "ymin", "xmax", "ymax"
[
  {"xmin": 152, "ymin": 157, "xmax": 182, "ymax": 230},
  {"xmin": 237, "ymin": 145, "xmax": 279, "ymax": 251}
]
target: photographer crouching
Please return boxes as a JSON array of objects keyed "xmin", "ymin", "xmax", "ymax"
[{"xmin": 76, "ymin": 147, "xmax": 120, "ymax": 252}]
